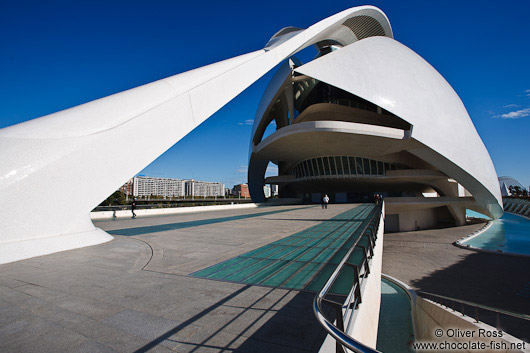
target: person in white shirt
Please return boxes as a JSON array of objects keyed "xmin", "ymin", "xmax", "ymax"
[{"xmin": 322, "ymin": 194, "xmax": 330, "ymax": 209}]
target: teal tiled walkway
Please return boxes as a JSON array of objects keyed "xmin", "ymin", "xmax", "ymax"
[{"xmin": 191, "ymin": 204, "xmax": 376, "ymax": 292}]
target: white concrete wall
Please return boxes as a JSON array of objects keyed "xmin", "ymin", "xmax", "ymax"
[
  {"xmin": 91, "ymin": 203, "xmax": 260, "ymax": 220},
  {"xmin": 349, "ymin": 207, "xmax": 385, "ymax": 349},
  {"xmin": 91, "ymin": 199, "xmax": 303, "ymax": 220},
  {"xmin": 318, "ymin": 206, "xmax": 385, "ymax": 353},
  {"xmin": 393, "ymin": 208, "xmax": 438, "ymax": 232},
  {"xmin": 415, "ymin": 298, "xmax": 528, "ymax": 353}
]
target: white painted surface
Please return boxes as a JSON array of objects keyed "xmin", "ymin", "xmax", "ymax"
[{"xmin": 0, "ymin": 6, "xmax": 392, "ymax": 264}]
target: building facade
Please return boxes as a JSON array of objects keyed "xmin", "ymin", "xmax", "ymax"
[
  {"xmin": 185, "ymin": 179, "xmax": 225, "ymax": 197},
  {"xmin": 119, "ymin": 179, "xmax": 134, "ymax": 196},
  {"xmin": 126, "ymin": 177, "xmax": 224, "ymax": 198},
  {"xmin": 132, "ymin": 176, "xmax": 185, "ymax": 198},
  {"xmin": 233, "ymin": 184, "xmax": 250, "ymax": 198},
  {"xmin": 263, "ymin": 185, "xmax": 271, "ymax": 198}
]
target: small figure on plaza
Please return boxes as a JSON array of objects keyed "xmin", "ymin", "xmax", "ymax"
[
  {"xmin": 131, "ymin": 198, "xmax": 137, "ymax": 219},
  {"xmin": 322, "ymin": 194, "xmax": 330, "ymax": 209}
]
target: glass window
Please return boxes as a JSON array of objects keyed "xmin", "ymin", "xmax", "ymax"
[
  {"xmin": 324, "ymin": 157, "xmax": 332, "ymax": 176},
  {"xmin": 348, "ymin": 157, "xmax": 355, "ymax": 175},
  {"xmin": 342, "ymin": 157, "xmax": 350, "ymax": 175},
  {"xmin": 309, "ymin": 159, "xmax": 315, "ymax": 177},
  {"xmin": 377, "ymin": 161, "xmax": 384, "ymax": 175},
  {"xmin": 385, "ymin": 163, "xmax": 390, "ymax": 174},
  {"xmin": 363, "ymin": 158, "xmax": 370, "ymax": 175},
  {"xmin": 354, "ymin": 157, "xmax": 362, "ymax": 175},
  {"xmin": 317, "ymin": 158, "xmax": 325, "ymax": 176},
  {"xmin": 336, "ymin": 157, "xmax": 343, "ymax": 175},
  {"xmin": 370, "ymin": 159, "xmax": 377, "ymax": 175},
  {"xmin": 329, "ymin": 157, "xmax": 336, "ymax": 175},
  {"xmin": 312, "ymin": 158, "xmax": 319, "ymax": 176},
  {"xmin": 303, "ymin": 160, "xmax": 310, "ymax": 178}
]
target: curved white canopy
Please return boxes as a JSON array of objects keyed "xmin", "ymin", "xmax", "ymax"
[
  {"xmin": 0, "ymin": 6, "xmax": 392, "ymax": 264},
  {"xmin": 294, "ymin": 37, "xmax": 502, "ymax": 218}
]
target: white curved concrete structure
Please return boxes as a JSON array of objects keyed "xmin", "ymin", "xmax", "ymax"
[
  {"xmin": 0, "ymin": 6, "xmax": 394, "ymax": 264},
  {"xmin": 294, "ymin": 37, "xmax": 502, "ymax": 217},
  {"xmin": 248, "ymin": 11, "xmax": 502, "ymax": 231}
]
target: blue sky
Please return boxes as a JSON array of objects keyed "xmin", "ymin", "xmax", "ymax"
[{"xmin": 1, "ymin": 0, "xmax": 529, "ymax": 188}]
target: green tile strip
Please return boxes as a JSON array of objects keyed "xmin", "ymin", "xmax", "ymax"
[{"xmin": 191, "ymin": 204, "xmax": 376, "ymax": 292}]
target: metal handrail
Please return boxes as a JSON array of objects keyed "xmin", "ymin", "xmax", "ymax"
[
  {"xmin": 417, "ymin": 291, "xmax": 530, "ymax": 322},
  {"xmin": 313, "ymin": 204, "xmax": 383, "ymax": 353}
]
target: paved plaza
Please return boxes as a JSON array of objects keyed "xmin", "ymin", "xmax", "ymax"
[
  {"xmin": 0, "ymin": 204, "xmax": 354, "ymax": 353},
  {"xmin": 2, "ymin": 203, "xmax": 528, "ymax": 352},
  {"xmin": 382, "ymin": 224, "xmax": 530, "ymax": 341}
]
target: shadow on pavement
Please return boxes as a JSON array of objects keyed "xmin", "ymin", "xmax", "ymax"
[
  {"xmin": 133, "ymin": 285, "xmax": 332, "ymax": 353},
  {"xmin": 410, "ymin": 251, "xmax": 530, "ymax": 341}
]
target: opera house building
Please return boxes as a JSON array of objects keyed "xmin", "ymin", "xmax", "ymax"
[
  {"xmin": 2, "ymin": 5, "xmax": 522, "ymax": 353},
  {"xmin": 248, "ymin": 15, "xmax": 503, "ymax": 232}
]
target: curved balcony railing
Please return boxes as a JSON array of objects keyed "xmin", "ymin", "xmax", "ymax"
[
  {"xmin": 324, "ymin": 98, "xmax": 377, "ymax": 113},
  {"xmin": 313, "ymin": 204, "xmax": 383, "ymax": 353}
]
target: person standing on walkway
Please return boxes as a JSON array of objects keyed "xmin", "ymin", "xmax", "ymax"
[
  {"xmin": 131, "ymin": 198, "xmax": 137, "ymax": 218},
  {"xmin": 322, "ymin": 194, "xmax": 330, "ymax": 209}
]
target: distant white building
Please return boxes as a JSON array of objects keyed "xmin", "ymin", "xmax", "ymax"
[
  {"xmin": 271, "ymin": 185, "xmax": 279, "ymax": 197},
  {"xmin": 130, "ymin": 177, "xmax": 224, "ymax": 198},
  {"xmin": 263, "ymin": 185, "xmax": 271, "ymax": 198},
  {"xmin": 185, "ymin": 179, "xmax": 225, "ymax": 197},
  {"xmin": 133, "ymin": 176, "xmax": 185, "ymax": 198}
]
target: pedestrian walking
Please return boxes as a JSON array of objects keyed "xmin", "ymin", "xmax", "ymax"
[
  {"xmin": 131, "ymin": 198, "xmax": 137, "ymax": 218},
  {"xmin": 322, "ymin": 194, "xmax": 330, "ymax": 209}
]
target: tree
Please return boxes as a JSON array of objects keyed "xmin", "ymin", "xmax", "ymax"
[{"xmin": 100, "ymin": 191, "xmax": 126, "ymax": 206}]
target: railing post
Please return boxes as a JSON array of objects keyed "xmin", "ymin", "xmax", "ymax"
[
  {"xmin": 353, "ymin": 266, "xmax": 362, "ymax": 306},
  {"xmin": 496, "ymin": 312, "xmax": 501, "ymax": 330},
  {"xmin": 335, "ymin": 307, "xmax": 346, "ymax": 353}
]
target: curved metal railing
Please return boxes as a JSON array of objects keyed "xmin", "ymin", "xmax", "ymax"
[
  {"xmin": 417, "ymin": 290, "xmax": 530, "ymax": 326},
  {"xmin": 313, "ymin": 204, "xmax": 383, "ymax": 353}
]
